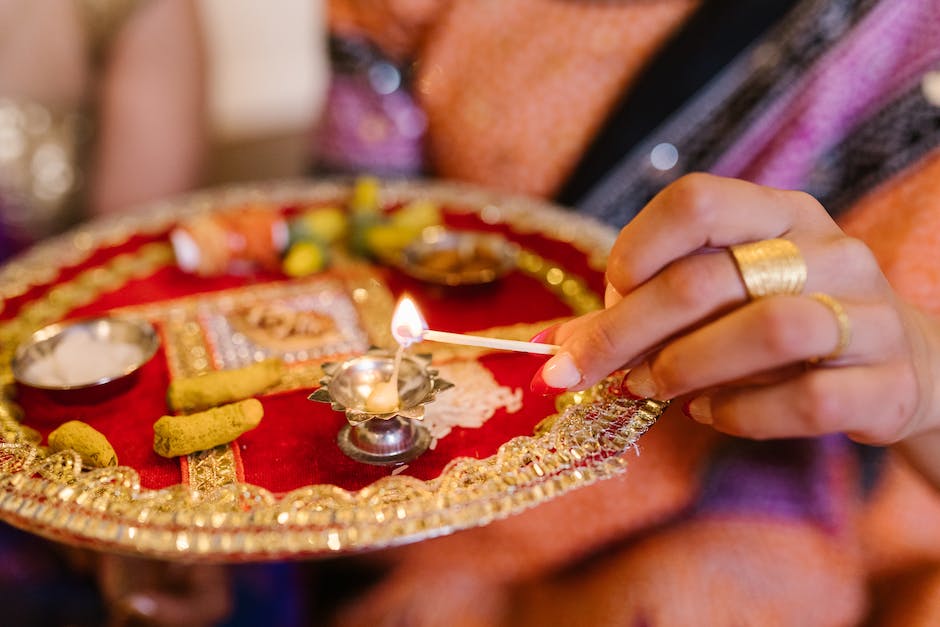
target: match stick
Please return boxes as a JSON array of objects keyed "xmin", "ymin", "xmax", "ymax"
[{"xmin": 421, "ymin": 330, "xmax": 559, "ymax": 355}]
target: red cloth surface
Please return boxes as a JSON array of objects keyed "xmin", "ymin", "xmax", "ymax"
[
  {"xmin": 10, "ymin": 208, "xmax": 601, "ymax": 493},
  {"xmin": 17, "ymin": 345, "xmax": 182, "ymax": 488},
  {"xmin": 239, "ymin": 352, "xmax": 557, "ymax": 494}
]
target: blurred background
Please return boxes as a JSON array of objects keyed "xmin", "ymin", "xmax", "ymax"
[{"xmin": 3, "ymin": 1, "xmax": 940, "ymax": 625}]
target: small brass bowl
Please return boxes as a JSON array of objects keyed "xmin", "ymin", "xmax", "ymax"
[
  {"xmin": 12, "ymin": 317, "xmax": 160, "ymax": 398},
  {"xmin": 397, "ymin": 228, "xmax": 518, "ymax": 286}
]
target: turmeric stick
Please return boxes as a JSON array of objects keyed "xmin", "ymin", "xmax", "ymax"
[
  {"xmin": 167, "ymin": 359, "xmax": 284, "ymax": 413},
  {"xmin": 48, "ymin": 420, "xmax": 118, "ymax": 468},
  {"xmin": 153, "ymin": 398, "xmax": 263, "ymax": 458}
]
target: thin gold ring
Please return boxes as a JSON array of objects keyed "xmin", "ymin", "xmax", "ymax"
[
  {"xmin": 729, "ymin": 238, "xmax": 807, "ymax": 299},
  {"xmin": 808, "ymin": 292, "xmax": 851, "ymax": 363}
]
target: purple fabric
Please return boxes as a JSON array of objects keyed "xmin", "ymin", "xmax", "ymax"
[
  {"xmin": 318, "ymin": 75, "xmax": 426, "ymax": 175},
  {"xmin": 696, "ymin": 3, "xmax": 938, "ymax": 529},
  {"xmin": 712, "ymin": 0, "xmax": 940, "ymax": 189},
  {"xmin": 695, "ymin": 436, "xmax": 852, "ymax": 531}
]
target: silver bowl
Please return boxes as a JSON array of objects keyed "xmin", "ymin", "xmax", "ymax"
[
  {"xmin": 396, "ymin": 228, "xmax": 518, "ymax": 286},
  {"xmin": 11, "ymin": 316, "xmax": 160, "ymax": 396},
  {"xmin": 309, "ymin": 348, "xmax": 453, "ymax": 464}
]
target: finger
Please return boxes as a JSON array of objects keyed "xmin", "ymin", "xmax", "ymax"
[
  {"xmin": 605, "ymin": 173, "xmax": 840, "ymax": 295},
  {"xmin": 529, "ymin": 317, "xmax": 587, "ymax": 345},
  {"xmin": 540, "ymin": 213, "xmax": 888, "ymax": 394},
  {"xmin": 545, "ymin": 310, "xmax": 655, "ymax": 370},
  {"xmin": 539, "ymin": 252, "xmax": 740, "ymax": 391},
  {"xmin": 542, "ymin": 241, "xmax": 836, "ymax": 392},
  {"xmin": 624, "ymin": 297, "xmax": 906, "ymax": 399},
  {"xmin": 684, "ymin": 363, "xmax": 917, "ymax": 444}
]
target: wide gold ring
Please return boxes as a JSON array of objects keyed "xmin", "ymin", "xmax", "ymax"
[
  {"xmin": 729, "ymin": 238, "xmax": 807, "ymax": 299},
  {"xmin": 808, "ymin": 292, "xmax": 851, "ymax": 363}
]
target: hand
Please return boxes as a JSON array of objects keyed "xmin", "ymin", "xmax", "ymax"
[
  {"xmin": 97, "ymin": 553, "xmax": 231, "ymax": 627},
  {"xmin": 531, "ymin": 173, "xmax": 940, "ymax": 448}
]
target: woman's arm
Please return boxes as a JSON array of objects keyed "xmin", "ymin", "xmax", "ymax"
[
  {"xmin": 0, "ymin": 0, "xmax": 87, "ymax": 106},
  {"xmin": 90, "ymin": 0, "xmax": 206, "ymax": 216}
]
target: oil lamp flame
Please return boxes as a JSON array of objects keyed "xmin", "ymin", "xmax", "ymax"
[{"xmin": 391, "ymin": 296, "xmax": 427, "ymax": 347}]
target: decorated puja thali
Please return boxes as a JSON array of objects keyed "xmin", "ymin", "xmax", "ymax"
[{"xmin": 0, "ymin": 179, "xmax": 666, "ymax": 562}]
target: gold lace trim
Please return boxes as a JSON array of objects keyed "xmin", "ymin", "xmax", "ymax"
[
  {"xmin": 119, "ymin": 263, "xmax": 401, "ymax": 493},
  {"xmin": 0, "ymin": 180, "xmax": 661, "ymax": 559},
  {"xmin": 186, "ymin": 444, "xmax": 239, "ymax": 490}
]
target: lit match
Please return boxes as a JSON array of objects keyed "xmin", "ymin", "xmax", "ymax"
[{"xmin": 391, "ymin": 296, "xmax": 560, "ymax": 355}]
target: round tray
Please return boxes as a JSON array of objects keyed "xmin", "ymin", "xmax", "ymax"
[{"xmin": 0, "ymin": 180, "xmax": 665, "ymax": 562}]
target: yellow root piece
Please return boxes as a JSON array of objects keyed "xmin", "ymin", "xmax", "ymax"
[
  {"xmin": 48, "ymin": 420, "xmax": 118, "ymax": 468},
  {"xmin": 153, "ymin": 398, "xmax": 263, "ymax": 458},
  {"xmin": 167, "ymin": 359, "xmax": 285, "ymax": 413}
]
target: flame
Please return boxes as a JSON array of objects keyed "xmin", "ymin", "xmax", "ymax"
[{"xmin": 391, "ymin": 295, "xmax": 427, "ymax": 347}]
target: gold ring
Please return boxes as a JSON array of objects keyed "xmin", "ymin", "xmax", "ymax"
[
  {"xmin": 729, "ymin": 238, "xmax": 807, "ymax": 299},
  {"xmin": 808, "ymin": 292, "xmax": 851, "ymax": 363}
]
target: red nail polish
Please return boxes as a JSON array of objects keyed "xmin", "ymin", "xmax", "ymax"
[
  {"xmin": 530, "ymin": 367, "xmax": 567, "ymax": 396},
  {"xmin": 529, "ymin": 324, "xmax": 559, "ymax": 344},
  {"xmin": 618, "ymin": 377, "xmax": 644, "ymax": 400}
]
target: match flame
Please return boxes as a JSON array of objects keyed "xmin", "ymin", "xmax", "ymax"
[{"xmin": 391, "ymin": 295, "xmax": 427, "ymax": 347}]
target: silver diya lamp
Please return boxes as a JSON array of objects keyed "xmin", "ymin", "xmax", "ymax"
[{"xmin": 308, "ymin": 347, "xmax": 453, "ymax": 465}]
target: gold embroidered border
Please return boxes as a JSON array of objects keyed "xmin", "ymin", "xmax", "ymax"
[
  {"xmin": 169, "ymin": 322, "xmax": 237, "ymax": 491},
  {"xmin": 187, "ymin": 445, "xmax": 239, "ymax": 491},
  {"xmin": 125, "ymin": 265, "xmax": 398, "ymax": 493},
  {"xmin": 0, "ymin": 390, "xmax": 665, "ymax": 560},
  {"xmin": 0, "ymin": 180, "xmax": 615, "ymax": 302},
  {"xmin": 0, "ymin": 180, "xmax": 663, "ymax": 561},
  {"xmin": 113, "ymin": 288, "xmax": 240, "ymax": 490}
]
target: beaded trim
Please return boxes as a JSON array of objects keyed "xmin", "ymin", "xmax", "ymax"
[{"xmin": 0, "ymin": 180, "xmax": 661, "ymax": 560}]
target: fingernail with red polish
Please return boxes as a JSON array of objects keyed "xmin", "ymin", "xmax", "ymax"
[
  {"xmin": 529, "ymin": 324, "xmax": 559, "ymax": 344},
  {"xmin": 623, "ymin": 363, "xmax": 657, "ymax": 399},
  {"xmin": 530, "ymin": 367, "xmax": 567, "ymax": 395},
  {"xmin": 530, "ymin": 353, "xmax": 582, "ymax": 395},
  {"xmin": 619, "ymin": 376, "xmax": 644, "ymax": 400}
]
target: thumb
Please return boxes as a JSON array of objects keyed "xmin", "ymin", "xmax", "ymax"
[{"xmin": 530, "ymin": 305, "xmax": 637, "ymax": 394}]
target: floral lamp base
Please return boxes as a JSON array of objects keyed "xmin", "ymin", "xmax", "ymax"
[{"xmin": 309, "ymin": 349, "xmax": 452, "ymax": 465}]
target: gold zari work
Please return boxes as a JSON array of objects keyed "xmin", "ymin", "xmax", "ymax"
[{"xmin": 0, "ymin": 181, "xmax": 662, "ymax": 559}]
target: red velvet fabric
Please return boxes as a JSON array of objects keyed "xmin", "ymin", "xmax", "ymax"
[
  {"xmin": 11, "ymin": 209, "xmax": 600, "ymax": 492},
  {"xmin": 238, "ymin": 352, "xmax": 557, "ymax": 494},
  {"xmin": 17, "ymin": 345, "xmax": 182, "ymax": 489}
]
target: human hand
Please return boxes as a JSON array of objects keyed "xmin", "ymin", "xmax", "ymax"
[
  {"xmin": 531, "ymin": 173, "xmax": 940, "ymax": 446},
  {"xmin": 97, "ymin": 553, "xmax": 231, "ymax": 627}
]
